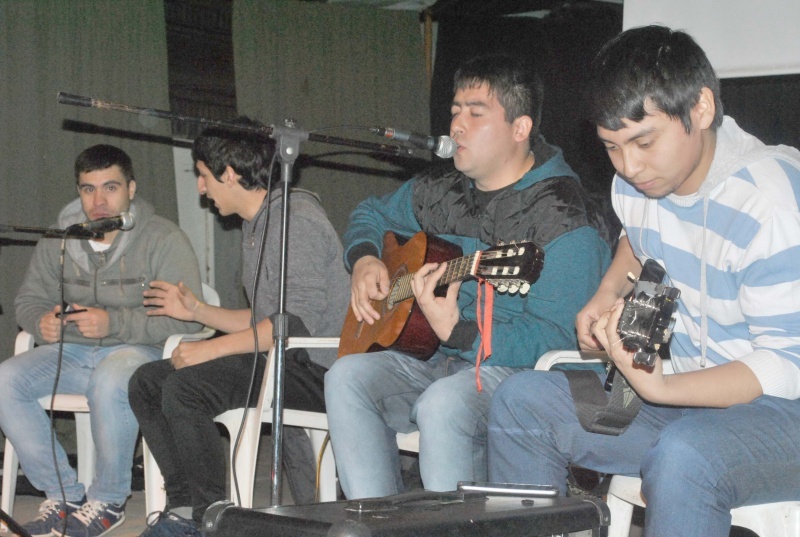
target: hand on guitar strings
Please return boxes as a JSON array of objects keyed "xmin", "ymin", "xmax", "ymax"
[
  {"xmin": 411, "ymin": 261, "xmax": 461, "ymax": 342},
  {"xmin": 576, "ymin": 288, "xmax": 621, "ymax": 351},
  {"xmin": 350, "ymin": 255, "xmax": 391, "ymax": 325},
  {"xmin": 592, "ymin": 298, "xmax": 667, "ymax": 401}
]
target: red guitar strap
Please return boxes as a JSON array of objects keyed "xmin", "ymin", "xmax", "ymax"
[{"xmin": 475, "ymin": 278, "xmax": 494, "ymax": 392}]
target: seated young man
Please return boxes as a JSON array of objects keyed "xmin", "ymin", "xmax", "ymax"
[
  {"xmin": 488, "ymin": 26, "xmax": 800, "ymax": 537},
  {"xmin": 0, "ymin": 144, "xmax": 202, "ymax": 537},
  {"xmin": 129, "ymin": 119, "xmax": 350, "ymax": 535},
  {"xmin": 325, "ymin": 53, "xmax": 613, "ymax": 499}
]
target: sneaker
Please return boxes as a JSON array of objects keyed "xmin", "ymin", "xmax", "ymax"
[
  {"xmin": 54, "ymin": 500, "xmax": 125, "ymax": 537},
  {"xmin": 140, "ymin": 511, "xmax": 202, "ymax": 537},
  {"xmin": 22, "ymin": 498, "xmax": 85, "ymax": 537}
]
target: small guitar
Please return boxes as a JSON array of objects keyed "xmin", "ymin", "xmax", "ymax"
[{"xmin": 337, "ymin": 231, "xmax": 544, "ymax": 360}]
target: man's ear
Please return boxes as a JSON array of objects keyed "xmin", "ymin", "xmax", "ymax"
[
  {"xmin": 512, "ymin": 115, "xmax": 533, "ymax": 143},
  {"xmin": 127, "ymin": 179, "xmax": 137, "ymax": 200},
  {"xmin": 222, "ymin": 165, "xmax": 238, "ymax": 187},
  {"xmin": 693, "ymin": 87, "xmax": 716, "ymax": 131}
]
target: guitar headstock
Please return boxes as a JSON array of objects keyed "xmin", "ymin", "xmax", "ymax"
[
  {"xmin": 618, "ymin": 281, "xmax": 681, "ymax": 367},
  {"xmin": 475, "ymin": 241, "xmax": 544, "ymax": 295}
]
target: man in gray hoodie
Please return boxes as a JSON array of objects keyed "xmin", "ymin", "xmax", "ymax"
[{"xmin": 0, "ymin": 144, "xmax": 203, "ymax": 537}]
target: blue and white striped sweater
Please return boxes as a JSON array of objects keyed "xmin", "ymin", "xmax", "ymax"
[{"xmin": 612, "ymin": 117, "xmax": 800, "ymax": 399}]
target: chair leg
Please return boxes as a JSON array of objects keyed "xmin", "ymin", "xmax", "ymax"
[
  {"xmin": 142, "ymin": 439, "xmax": 167, "ymax": 516},
  {"xmin": 74, "ymin": 413, "xmax": 95, "ymax": 489},
  {"xmin": 1, "ymin": 439, "xmax": 19, "ymax": 519},
  {"xmin": 607, "ymin": 492, "xmax": 635, "ymax": 537},
  {"xmin": 226, "ymin": 410, "xmax": 261, "ymax": 509},
  {"xmin": 305, "ymin": 429, "xmax": 336, "ymax": 502}
]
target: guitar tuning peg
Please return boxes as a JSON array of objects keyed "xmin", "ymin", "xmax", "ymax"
[
  {"xmin": 508, "ymin": 284, "xmax": 520, "ymax": 294},
  {"xmin": 520, "ymin": 283, "xmax": 531, "ymax": 295},
  {"xmin": 497, "ymin": 284, "xmax": 509, "ymax": 293}
]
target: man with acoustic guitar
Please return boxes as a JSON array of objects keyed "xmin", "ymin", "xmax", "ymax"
[
  {"xmin": 325, "ymin": 53, "xmax": 614, "ymax": 499},
  {"xmin": 488, "ymin": 27, "xmax": 800, "ymax": 537}
]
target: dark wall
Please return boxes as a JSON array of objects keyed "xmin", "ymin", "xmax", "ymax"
[
  {"xmin": 429, "ymin": 3, "xmax": 800, "ymax": 205},
  {"xmin": 430, "ymin": 3, "xmax": 623, "ymax": 198},
  {"xmin": 721, "ymin": 74, "xmax": 800, "ymax": 152}
]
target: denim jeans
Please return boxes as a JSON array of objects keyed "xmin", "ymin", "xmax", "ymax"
[
  {"xmin": 324, "ymin": 350, "xmax": 520, "ymax": 499},
  {"xmin": 488, "ymin": 370, "xmax": 800, "ymax": 537},
  {"xmin": 0, "ymin": 343, "xmax": 161, "ymax": 504}
]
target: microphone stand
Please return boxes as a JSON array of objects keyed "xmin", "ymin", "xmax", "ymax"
[
  {"xmin": 55, "ymin": 92, "xmax": 415, "ymax": 507},
  {"xmin": 267, "ymin": 120, "xmax": 304, "ymax": 506}
]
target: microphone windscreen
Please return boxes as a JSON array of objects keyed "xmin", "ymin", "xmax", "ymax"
[{"xmin": 436, "ymin": 136, "xmax": 457, "ymax": 159}]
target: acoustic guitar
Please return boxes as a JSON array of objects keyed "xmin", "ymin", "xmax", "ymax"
[{"xmin": 337, "ymin": 231, "xmax": 544, "ymax": 360}]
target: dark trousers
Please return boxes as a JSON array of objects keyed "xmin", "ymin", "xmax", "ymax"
[{"xmin": 128, "ymin": 348, "xmax": 326, "ymax": 523}]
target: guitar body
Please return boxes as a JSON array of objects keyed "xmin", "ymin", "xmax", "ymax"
[{"xmin": 338, "ymin": 232, "xmax": 462, "ymax": 360}]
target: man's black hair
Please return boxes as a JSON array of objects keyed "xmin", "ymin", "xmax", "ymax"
[
  {"xmin": 191, "ymin": 116, "xmax": 275, "ymax": 190},
  {"xmin": 589, "ymin": 25, "xmax": 724, "ymax": 134},
  {"xmin": 454, "ymin": 53, "xmax": 544, "ymax": 139},
  {"xmin": 74, "ymin": 144, "xmax": 134, "ymax": 184}
]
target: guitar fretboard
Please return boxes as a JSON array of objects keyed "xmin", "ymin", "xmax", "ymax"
[{"xmin": 387, "ymin": 251, "xmax": 480, "ymax": 307}]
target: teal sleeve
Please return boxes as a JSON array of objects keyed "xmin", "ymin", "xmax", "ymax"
[
  {"xmin": 342, "ymin": 180, "xmax": 421, "ymax": 271},
  {"xmin": 458, "ymin": 227, "xmax": 612, "ymax": 368}
]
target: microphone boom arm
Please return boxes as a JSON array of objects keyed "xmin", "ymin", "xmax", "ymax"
[{"xmin": 57, "ymin": 92, "xmax": 412, "ymax": 156}]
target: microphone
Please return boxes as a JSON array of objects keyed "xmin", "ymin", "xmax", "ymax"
[
  {"xmin": 371, "ymin": 127, "xmax": 457, "ymax": 158},
  {"xmin": 66, "ymin": 212, "xmax": 134, "ymax": 235}
]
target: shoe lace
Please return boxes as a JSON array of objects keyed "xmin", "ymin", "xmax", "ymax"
[
  {"xmin": 72, "ymin": 501, "xmax": 108, "ymax": 526},
  {"xmin": 145, "ymin": 511, "xmax": 198, "ymax": 535},
  {"xmin": 34, "ymin": 499, "xmax": 63, "ymax": 520},
  {"xmin": 145, "ymin": 511, "xmax": 168, "ymax": 528}
]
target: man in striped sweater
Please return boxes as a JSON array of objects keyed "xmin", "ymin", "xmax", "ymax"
[{"xmin": 488, "ymin": 25, "xmax": 800, "ymax": 537}]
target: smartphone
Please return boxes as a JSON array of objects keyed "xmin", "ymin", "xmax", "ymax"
[
  {"xmin": 56, "ymin": 306, "xmax": 88, "ymax": 318},
  {"xmin": 457, "ymin": 481, "xmax": 559, "ymax": 497}
]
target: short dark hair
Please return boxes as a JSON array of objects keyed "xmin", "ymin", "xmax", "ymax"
[
  {"xmin": 74, "ymin": 144, "xmax": 134, "ymax": 184},
  {"xmin": 191, "ymin": 116, "xmax": 275, "ymax": 190},
  {"xmin": 454, "ymin": 53, "xmax": 544, "ymax": 139},
  {"xmin": 589, "ymin": 25, "xmax": 724, "ymax": 134}
]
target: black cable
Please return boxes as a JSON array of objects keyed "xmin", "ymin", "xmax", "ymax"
[{"xmin": 53, "ymin": 234, "xmax": 70, "ymax": 537}]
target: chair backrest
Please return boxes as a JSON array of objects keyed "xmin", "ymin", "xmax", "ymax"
[
  {"xmin": 534, "ymin": 349, "xmax": 675, "ymax": 374},
  {"xmin": 161, "ymin": 282, "xmax": 220, "ymax": 360},
  {"xmin": 14, "ymin": 331, "xmax": 35, "ymax": 355},
  {"xmin": 201, "ymin": 282, "xmax": 221, "ymax": 307},
  {"xmin": 258, "ymin": 337, "xmax": 340, "ymax": 415}
]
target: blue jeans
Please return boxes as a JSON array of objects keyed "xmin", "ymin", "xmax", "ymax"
[
  {"xmin": 488, "ymin": 370, "xmax": 800, "ymax": 537},
  {"xmin": 325, "ymin": 350, "xmax": 520, "ymax": 499},
  {"xmin": 0, "ymin": 343, "xmax": 161, "ymax": 504}
]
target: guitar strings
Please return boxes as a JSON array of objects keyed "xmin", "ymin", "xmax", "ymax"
[{"xmin": 388, "ymin": 252, "xmax": 479, "ymax": 305}]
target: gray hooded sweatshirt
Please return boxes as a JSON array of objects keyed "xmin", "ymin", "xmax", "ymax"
[{"xmin": 15, "ymin": 197, "xmax": 203, "ymax": 347}]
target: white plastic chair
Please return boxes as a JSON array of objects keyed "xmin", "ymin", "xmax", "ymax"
[
  {"xmin": 0, "ymin": 283, "xmax": 218, "ymax": 522},
  {"xmin": 144, "ymin": 337, "xmax": 338, "ymax": 512},
  {"xmin": 1, "ymin": 331, "xmax": 96, "ymax": 520},
  {"xmin": 536, "ymin": 350, "xmax": 800, "ymax": 537},
  {"xmin": 143, "ymin": 336, "xmax": 422, "ymax": 513}
]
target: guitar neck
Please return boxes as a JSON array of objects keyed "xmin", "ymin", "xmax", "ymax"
[{"xmin": 388, "ymin": 251, "xmax": 480, "ymax": 304}]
